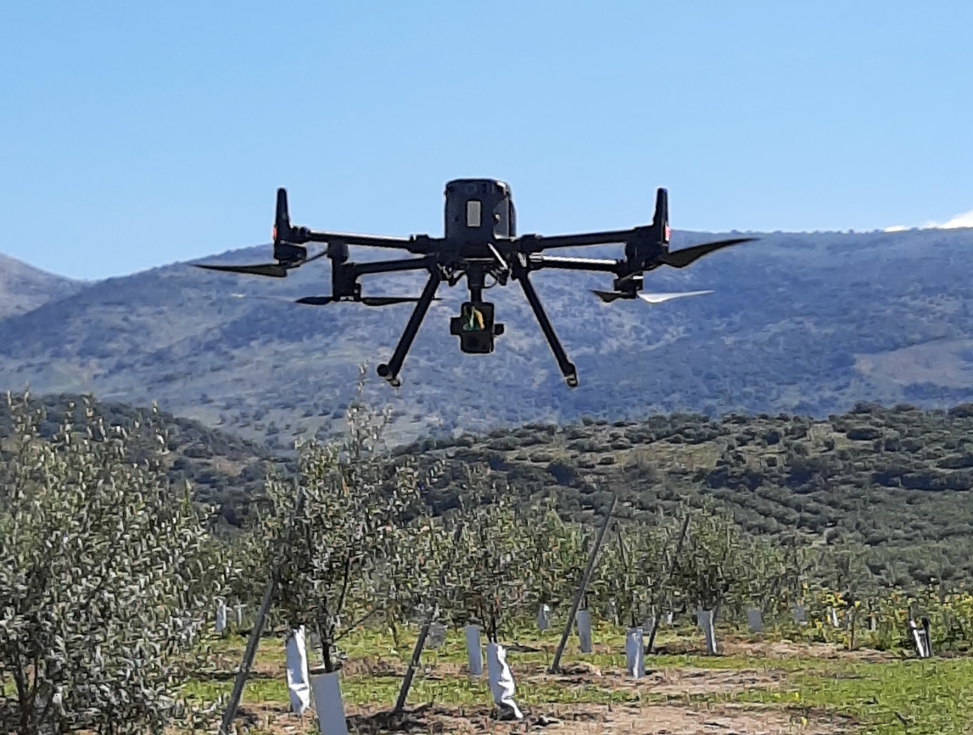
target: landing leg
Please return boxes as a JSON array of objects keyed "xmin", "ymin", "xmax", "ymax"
[
  {"xmin": 377, "ymin": 269, "xmax": 442, "ymax": 387},
  {"xmin": 515, "ymin": 270, "xmax": 578, "ymax": 388}
]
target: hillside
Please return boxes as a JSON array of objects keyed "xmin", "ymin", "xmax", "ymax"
[
  {"xmin": 0, "ymin": 252, "xmax": 85, "ymax": 318},
  {"xmin": 0, "ymin": 228, "xmax": 972, "ymax": 448},
  {"xmin": 0, "ymin": 393, "xmax": 277, "ymax": 525},
  {"xmin": 4, "ymin": 393, "xmax": 971, "ymax": 589},
  {"xmin": 408, "ymin": 401, "xmax": 973, "ymax": 590}
]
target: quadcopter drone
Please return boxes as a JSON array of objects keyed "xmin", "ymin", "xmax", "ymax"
[{"xmin": 196, "ymin": 179, "xmax": 754, "ymax": 388}]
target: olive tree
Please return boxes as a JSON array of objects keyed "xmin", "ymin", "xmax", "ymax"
[
  {"xmin": 521, "ymin": 498, "xmax": 589, "ymax": 614},
  {"xmin": 266, "ymin": 400, "xmax": 426, "ymax": 672},
  {"xmin": 441, "ymin": 478, "xmax": 533, "ymax": 643},
  {"xmin": 0, "ymin": 394, "xmax": 224, "ymax": 735},
  {"xmin": 597, "ymin": 520, "xmax": 671, "ymax": 629},
  {"xmin": 670, "ymin": 509, "xmax": 750, "ymax": 620}
]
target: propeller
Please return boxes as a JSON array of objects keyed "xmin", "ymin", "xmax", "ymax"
[
  {"xmin": 638, "ymin": 290, "xmax": 713, "ymax": 304},
  {"xmin": 196, "ymin": 260, "xmax": 287, "ymax": 278},
  {"xmin": 659, "ymin": 237, "xmax": 755, "ymax": 268},
  {"xmin": 194, "ymin": 246, "xmax": 328, "ymax": 278},
  {"xmin": 591, "ymin": 290, "xmax": 629, "ymax": 303},
  {"xmin": 193, "ymin": 188, "xmax": 321, "ymax": 278},
  {"xmin": 296, "ymin": 295, "xmax": 439, "ymax": 307},
  {"xmin": 591, "ymin": 289, "xmax": 714, "ymax": 304}
]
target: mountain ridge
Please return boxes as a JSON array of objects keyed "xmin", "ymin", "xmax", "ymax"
[
  {"xmin": 0, "ymin": 251, "xmax": 86, "ymax": 319},
  {"xmin": 1, "ymin": 227, "xmax": 972, "ymax": 448}
]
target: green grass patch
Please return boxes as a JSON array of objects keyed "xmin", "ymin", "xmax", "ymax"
[{"xmin": 734, "ymin": 658, "xmax": 973, "ymax": 735}]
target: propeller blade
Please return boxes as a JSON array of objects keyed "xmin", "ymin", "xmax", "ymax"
[
  {"xmin": 361, "ymin": 296, "xmax": 441, "ymax": 307},
  {"xmin": 660, "ymin": 237, "xmax": 756, "ymax": 268},
  {"xmin": 295, "ymin": 295, "xmax": 440, "ymax": 307},
  {"xmin": 638, "ymin": 290, "xmax": 714, "ymax": 304},
  {"xmin": 591, "ymin": 290, "xmax": 629, "ymax": 303},
  {"xmin": 195, "ymin": 263, "xmax": 288, "ymax": 278}
]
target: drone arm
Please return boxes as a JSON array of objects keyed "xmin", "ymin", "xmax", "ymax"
[
  {"xmin": 512, "ymin": 263, "xmax": 578, "ymax": 388},
  {"xmin": 352, "ymin": 256, "xmax": 438, "ymax": 277},
  {"xmin": 514, "ymin": 228, "xmax": 635, "ymax": 253},
  {"xmin": 376, "ymin": 268, "xmax": 442, "ymax": 387},
  {"xmin": 303, "ymin": 230, "xmax": 439, "ymax": 254},
  {"xmin": 528, "ymin": 255, "xmax": 621, "ymax": 274}
]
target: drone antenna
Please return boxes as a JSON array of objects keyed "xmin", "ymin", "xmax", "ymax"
[
  {"xmin": 653, "ymin": 188, "xmax": 670, "ymax": 247},
  {"xmin": 273, "ymin": 188, "xmax": 290, "ymax": 242}
]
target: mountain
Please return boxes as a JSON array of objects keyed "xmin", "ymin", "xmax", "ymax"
[
  {"xmin": 0, "ymin": 227, "xmax": 972, "ymax": 449},
  {"xmin": 0, "ymin": 252, "xmax": 85, "ymax": 318}
]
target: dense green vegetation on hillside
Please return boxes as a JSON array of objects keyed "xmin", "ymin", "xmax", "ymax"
[
  {"xmin": 0, "ymin": 393, "xmax": 277, "ymax": 525},
  {"xmin": 403, "ymin": 401, "xmax": 973, "ymax": 589},
  {"xmin": 5, "ymin": 393, "xmax": 971, "ymax": 591}
]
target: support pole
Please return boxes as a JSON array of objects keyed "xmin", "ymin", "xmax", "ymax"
[
  {"xmin": 549, "ymin": 494, "xmax": 617, "ymax": 674},
  {"xmin": 393, "ymin": 606, "xmax": 436, "ymax": 714},
  {"xmin": 392, "ymin": 522, "xmax": 465, "ymax": 714},
  {"xmin": 220, "ymin": 487, "xmax": 306, "ymax": 735},
  {"xmin": 646, "ymin": 512, "xmax": 691, "ymax": 654}
]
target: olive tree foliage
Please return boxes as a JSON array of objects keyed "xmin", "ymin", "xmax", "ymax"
[
  {"xmin": 521, "ymin": 497, "xmax": 589, "ymax": 612},
  {"xmin": 669, "ymin": 508, "xmax": 751, "ymax": 618},
  {"xmin": 595, "ymin": 519, "xmax": 673, "ymax": 629},
  {"xmin": 378, "ymin": 507, "xmax": 459, "ymax": 648},
  {"xmin": 265, "ymin": 396, "xmax": 429, "ymax": 672},
  {"xmin": 0, "ymin": 394, "xmax": 225, "ymax": 735},
  {"xmin": 439, "ymin": 474, "xmax": 534, "ymax": 643}
]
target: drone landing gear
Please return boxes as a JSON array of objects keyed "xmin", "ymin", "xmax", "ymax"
[
  {"xmin": 377, "ymin": 269, "xmax": 442, "ymax": 387},
  {"xmin": 515, "ymin": 272, "xmax": 579, "ymax": 388}
]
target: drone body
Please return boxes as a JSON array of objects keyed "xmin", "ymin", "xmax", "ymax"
[{"xmin": 197, "ymin": 179, "xmax": 754, "ymax": 388}]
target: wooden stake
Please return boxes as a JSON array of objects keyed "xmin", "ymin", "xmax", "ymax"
[
  {"xmin": 220, "ymin": 487, "xmax": 306, "ymax": 735},
  {"xmin": 646, "ymin": 512, "xmax": 691, "ymax": 654},
  {"xmin": 549, "ymin": 494, "xmax": 617, "ymax": 674},
  {"xmin": 393, "ymin": 522, "xmax": 465, "ymax": 713}
]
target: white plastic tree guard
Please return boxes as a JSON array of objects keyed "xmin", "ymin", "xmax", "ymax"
[
  {"xmin": 828, "ymin": 607, "xmax": 840, "ymax": 628},
  {"xmin": 625, "ymin": 628, "xmax": 645, "ymax": 679},
  {"xmin": 792, "ymin": 603, "xmax": 806, "ymax": 624},
  {"xmin": 486, "ymin": 643, "xmax": 523, "ymax": 720},
  {"xmin": 465, "ymin": 625, "xmax": 484, "ymax": 676},
  {"xmin": 537, "ymin": 604, "xmax": 552, "ymax": 632},
  {"xmin": 908, "ymin": 618, "xmax": 932, "ymax": 659},
  {"xmin": 215, "ymin": 599, "xmax": 227, "ymax": 635},
  {"xmin": 576, "ymin": 609, "xmax": 593, "ymax": 654},
  {"xmin": 285, "ymin": 627, "xmax": 312, "ymax": 714},
  {"xmin": 697, "ymin": 609, "xmax": 717, "ymax": 655},
  {"xmin": 428, "ymin": 621, "xmax": 447, "ymax": 650},
  {"xmin": 747, "ymin": 609, "xmax": 764, "ymax": 634},
  {"xmin": 310, "ymin": 671, "xmax": 348, "ymax": 735},
  {"xmin": 234, "ymin": 603, "xmax": 246, "ymax": 627}
]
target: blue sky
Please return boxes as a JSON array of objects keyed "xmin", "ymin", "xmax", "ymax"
[{"xmin": 1, "ymin": 2, "xmax": 971, "ymax": 280}]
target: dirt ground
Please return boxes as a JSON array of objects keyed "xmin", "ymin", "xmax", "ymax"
[{"xmin": 237, "ymin": 701, "xmax": 852, "ymax": 735}]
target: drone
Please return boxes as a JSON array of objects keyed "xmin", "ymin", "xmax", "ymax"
[{"xmin": 196, "ymin": 179, "xmax": 754, "ymax": 388}]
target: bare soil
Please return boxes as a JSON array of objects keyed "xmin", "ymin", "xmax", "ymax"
[{"xmin": 235, "ymin": 701, "xmax": 853, "ymax": 735}]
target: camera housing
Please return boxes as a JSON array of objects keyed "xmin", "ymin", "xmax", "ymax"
[{"xmin": 449, "ymin": 301, "xmax": 505, "ymax": 354}]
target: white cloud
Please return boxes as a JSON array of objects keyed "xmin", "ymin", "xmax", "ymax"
[
  {"xmin": 884, "ymin": 208, "xmax": 973, "ymax": 233},
  {"xmin": 930, "ymin": 209, "xmax": 973, "ymax": 229}
]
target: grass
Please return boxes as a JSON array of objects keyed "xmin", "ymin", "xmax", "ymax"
[
  {"xmin": 739, "ymin": 658, "xmax": 973, "ymax": 734},
  {"xmin": 178, "ymin": 623, "xmax": 973, "ymax": 734}
]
